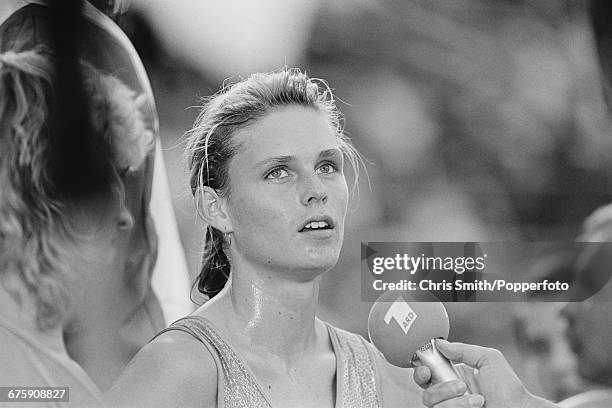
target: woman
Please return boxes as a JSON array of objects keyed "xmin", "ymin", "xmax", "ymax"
[
  {"xmin": 0, "ymin": 0, "xmax": 191, "ymax": 392},
  {"xmin": 110, "ymin": 69, "xmax": 422, "ymax": 407},
  {"xmin": 0, "ymin": 46, "xmax": 158, "ymax": 403}
]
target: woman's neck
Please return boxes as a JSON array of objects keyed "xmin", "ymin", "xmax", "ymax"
[{"xmin": 216, "ymin": 264, "xmax": 323, "ymax": 362}]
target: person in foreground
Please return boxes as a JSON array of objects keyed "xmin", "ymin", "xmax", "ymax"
[
  {"xmin": 0, "ymin": 1, "xmax": 171, "ymax": 392},
  {"xmin": 0, "ymin": 47, "xmax": 155, "ymax": 406},
  {"xmin": 110, "ymin": 69, "xmax": 422, "ymax": 407}
]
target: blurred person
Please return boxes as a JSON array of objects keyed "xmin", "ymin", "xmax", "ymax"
[
  {"xmin": 0, "ymin": 46, "xmax": 152, "ymax": 405},
  {"xmin": 512, "ymin": 252, "xmax": 584, "ymax": 402},
  {"xmin": 514, "ymin": 302, "xmax": 582, "ymax": 402},
  {"xmin": 558, "ymin": 204, "xmax": 612, "ymax": 408},
  {"xmin": 60, "ymin": 60, "xmax": 165, "ymax": 392},
  {"xmin": 0, "ymin": 0, "xmax": 193, "ymax": 391},
  {"xmin": 109, "ymin": 69, "xmax": 424, "ymax": 407}
]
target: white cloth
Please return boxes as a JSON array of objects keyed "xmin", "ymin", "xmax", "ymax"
[{"xmin": 150, "ymin": 141, "xmax": 194, "ymax": 324}]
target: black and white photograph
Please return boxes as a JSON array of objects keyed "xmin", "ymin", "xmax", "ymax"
[{"xmin": 1, "ymin": 0, "xmax": 612, "ymax": 407}]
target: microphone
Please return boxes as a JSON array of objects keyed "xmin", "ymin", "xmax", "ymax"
[{"xmin": 367, "ymin": 290, "xmax": 464, "ymax": 385}]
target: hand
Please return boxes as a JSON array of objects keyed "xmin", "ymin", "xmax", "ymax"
[
  {"xmin": 413, "ymin": 339, "xmax": 559, "ymax": 408},
  {"xmin": 413, "ymin": 374, "xmax": 484, "ymax": 408}
]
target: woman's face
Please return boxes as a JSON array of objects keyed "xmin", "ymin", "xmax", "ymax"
[{"xmin": 224, "ymin": 105, "xmax": 349, "ymax": 279}]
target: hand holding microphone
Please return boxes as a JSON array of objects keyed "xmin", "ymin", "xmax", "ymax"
[
  {"xmin": 367, "ymin": 291, "xmax": 559, "ymax": 408},
  {"xmin": 414, "ymin": 340, "xmax": 560, "ymax": 408},
  {"xmin": 367, "ymin": 291, "xmax": 461, "ymax": 382},
  {"xmin": 367, "ymin": 291, "xmax": 482, "ymax": 407}
]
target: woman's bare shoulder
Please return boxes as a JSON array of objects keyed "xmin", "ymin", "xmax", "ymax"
[{"xmin": 107, "ymin": 330, "xmax": 218, "ymax": 408}]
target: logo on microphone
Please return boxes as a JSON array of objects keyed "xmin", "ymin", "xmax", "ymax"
[{"xmin": 384, "ymin": 296, "xmax": 418, "ymax": 335}]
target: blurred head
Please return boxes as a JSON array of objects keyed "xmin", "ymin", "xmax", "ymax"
[
  {"xmin": 76, "ymin": 57, "xmax": 158, "ymax": 298},
  {"xmin": 514, "ymin": 302, "xmax": 582, "ymax": 401},
  {"xmin": 562, "ymin": 204, "xmax": 612, "ymax": 386},
  {"xmin": 512, "ymin": 251, "xmax": 583, "ymax": 401},
  {"xmin": 186, "ymin": 69, "xmax": 361, "ymax": 298},
  {"xmin": 0, "ymin": 48, "xmax": 155, "ymax": 331}
]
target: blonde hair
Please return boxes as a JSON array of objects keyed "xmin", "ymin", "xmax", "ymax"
[{"xmin": 0, "ymin": 48, "xmax": 153, "ymax": 331}]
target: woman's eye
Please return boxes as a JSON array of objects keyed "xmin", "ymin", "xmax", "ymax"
[
  {"xmin": 316, "ymin": 162, "xmax": 337, "ymax": 174},
  {"xmin": 266, "ymin": 167, "xmax": 289, "ymax": 180}
]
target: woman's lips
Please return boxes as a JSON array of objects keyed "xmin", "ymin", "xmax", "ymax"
[{"xmin": 298, "ymin": 228, "xmax": 334, "ymax": 239}]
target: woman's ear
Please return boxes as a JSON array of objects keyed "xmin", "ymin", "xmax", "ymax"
[
  {"xmin": 117, "ymin": 206, "xmax": 135, "ymax": 230},
  {"xmin": 196, "ymin": 186, "xmax": 233, "ymax": 232}
]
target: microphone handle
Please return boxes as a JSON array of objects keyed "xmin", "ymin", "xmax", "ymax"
[{"xmin": 415, "ymin": 339, "xmax": 469, "ymax": 393}]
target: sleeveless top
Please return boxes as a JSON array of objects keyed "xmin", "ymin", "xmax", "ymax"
[{"xmin": 154, "ymin": 316, "xmax": 382, "ymax": 408}]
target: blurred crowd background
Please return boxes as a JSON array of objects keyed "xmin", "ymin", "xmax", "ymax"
[{"xmin": 3, "ymin": 0, "xmax": 610, "ymax": 402}]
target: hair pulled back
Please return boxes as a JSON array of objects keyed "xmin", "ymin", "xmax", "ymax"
[
  {"xmin": 0, "ymin": 48, "xmax": 153, "ymax": 330},
  {"xmin": 185, "ymin": 68, "xmax": 360, "ymax": 299}
]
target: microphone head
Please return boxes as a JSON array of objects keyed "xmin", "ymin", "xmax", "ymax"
[{"xmin": 367, "ymin": 290, "xmax": 450, "ymax": 368}]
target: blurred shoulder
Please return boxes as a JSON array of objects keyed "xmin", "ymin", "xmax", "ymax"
[{"xmin": 108, "ymin": 329, "xmax": 218, "ymax": 408}]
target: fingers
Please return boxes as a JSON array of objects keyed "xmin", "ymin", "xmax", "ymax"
[
  {"xmin": 422, "ymin": 380, "xmax": 470, "ymax": 407},
  {"xmin": 454, "ymin": 364, "xmax": 480, "ymax": 395},
  {"xmin": 435, "ymin": 339, "xmax": 506, "ymax": 369},
  {"xmin": 424, "ymin": 394, "xmax": 485, "ymax": 408},
  {"xmin": 413, "ymin": 365, "xmax": 432, "ymax": 389}
]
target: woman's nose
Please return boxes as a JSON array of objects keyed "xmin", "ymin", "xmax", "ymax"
[{"xmin": 300, "ymin": 175, "xmax": 328, "ymax": 206}]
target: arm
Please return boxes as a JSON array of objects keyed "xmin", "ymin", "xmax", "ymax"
[{"xmin": 107, "ymin": 330, "xmax": 218, "ymax": 408}]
